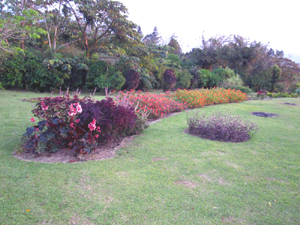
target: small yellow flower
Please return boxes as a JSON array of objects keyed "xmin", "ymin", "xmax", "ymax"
[{"xmin": 26, "ymin": 209, "xmax": 30, "ymax": 212}]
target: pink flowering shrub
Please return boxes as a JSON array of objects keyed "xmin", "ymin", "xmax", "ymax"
[{"xmin": 22, "ymin": 95, "xmax": 138, "ymax": 155}]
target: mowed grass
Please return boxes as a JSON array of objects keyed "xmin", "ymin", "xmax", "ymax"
[{"xmin": 0, "ymin": 90, "xmax": 299, "ymax": 224}]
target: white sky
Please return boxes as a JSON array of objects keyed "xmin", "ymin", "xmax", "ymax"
[{"xmin": 119, "ymin": 0, "xmax": 300, "ymax": 62}]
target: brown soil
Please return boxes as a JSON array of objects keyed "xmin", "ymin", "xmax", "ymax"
[
  {"xmin": 175, "ymin": 180, "xmax": 198, "ymax": 189},
  {"xmin": 281, "ymin": 102, "xmax": 296, "ymax": 106},
  {"xmin": 13, "ymin": 136, "xmax": 136, "ymax": 164},
  {"xmin": 251, "ymin": 112, "xmax": 278, "ymax": 117}
]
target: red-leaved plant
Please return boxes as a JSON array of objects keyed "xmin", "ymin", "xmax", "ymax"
[{"xmin": 22, "ymin": 95, "xmax": 138, "ymax": 155}]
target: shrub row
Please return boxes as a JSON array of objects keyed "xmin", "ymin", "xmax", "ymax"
[{"xmin": 267, "ymin": 92, "xmax": 298, "ymax": 98}]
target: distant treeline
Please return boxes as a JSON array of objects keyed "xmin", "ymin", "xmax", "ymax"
[{"xmin": 0, "ymin": 0, "xmax": 299, "ymax": 93}]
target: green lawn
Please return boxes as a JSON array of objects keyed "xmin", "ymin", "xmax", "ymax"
[{"xmin": 0, "ymin": 90, "xmax": 299, "ymax": 224}]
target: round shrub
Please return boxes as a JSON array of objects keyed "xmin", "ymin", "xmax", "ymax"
[
  {"xmin": 124, "ymin": 69, "xmax": 140, "ymax": 90},
  {"xmin": 187, "ymin": 111, "xmax": 258, "ymax": 142},
  {"xmin": 163, "ymin": 69, "xmax": 176, "ymax": 92}
]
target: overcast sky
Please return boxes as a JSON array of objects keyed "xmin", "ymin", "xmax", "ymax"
[{"xmin": 119, "ymin": 0, "xmax": 300, "ymax": 63}]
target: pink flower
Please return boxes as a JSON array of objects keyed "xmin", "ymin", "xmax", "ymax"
[
  {"xmin": 88, "ymin": 123, "xmax": 96, "ymax": 131},
  {"xmin": 68, "ymin": 104, "xmax": 76, "ymax": 116},
  {"xmin": 88, "ymin": 118, "xmax": 96, "ymax": 131},
  {"xmin": 75, "ymin": 119, "xmax": 80, "ymax": 123},
  {"xmin": 96, "ymin": 126, "xmax": 101, "ymax": 133},
  {"xmin": 35, "ymin": 128, "xmax": 39, "ymax": 131},
  {"xmin": 41, "ymin": 101, "xmax": 49, "ymax": 111},
  {"xmin": 76, "ymin": 104, "xmax": 82, "ymax": 113},
  {"xmin": 68, "ymin": 103, "xmax": 82, "ymax": 116},
  {"xmin": 31, "ymin": 117, "xmax": 35, "ymax": 122},
  {"xmin": 95, "ymin": 134, "xmax": 99, "ymax": 138},
  {"xmin": 70, "ymin": 123, "xmax": 74, "ymax": 128}
]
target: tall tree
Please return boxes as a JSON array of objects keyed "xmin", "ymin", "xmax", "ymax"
[
  {"xmin": 64, "ymin": 0, "xmax": 140, "ymax": 58},
  {"xmin": 168, "ymin": 34, "xmax": 181, "ymax": 55},
  {"xmin": 142, "ymin": 26, "xmax": 161, "ymax": 46}
]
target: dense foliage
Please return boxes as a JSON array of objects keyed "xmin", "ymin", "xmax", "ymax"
[
  {"xmin": 0, "ymin": 50, "xmax": 68, "ymax": 91},
  {"xmin": 187, "ymin": 111, "xmax": 258, "ymax": 142},
  {"xmin": 87, "ymin": 60, "xmax": 125, "ymax": 91}
]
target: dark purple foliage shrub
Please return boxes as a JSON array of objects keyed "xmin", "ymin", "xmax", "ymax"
[
  {"xmin": 77, "ymin": 97, "xmax": 137, "ymax": 142},
  {"xmin": 163, "ymin": 69, "xmax": 176, "ymax": 92},
  {"xmin": 124, "ymin": 69, "xmax": 140, "ymax": 90},
  {"xmin": 22, "ymin": 95, "xmax": 137, "ymax": 155},
  {"xmin": 187, "ymin": 111, "xmax": 258, "ymax": 142}
]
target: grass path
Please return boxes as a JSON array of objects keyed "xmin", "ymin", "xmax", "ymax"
[{"xmin": 0, "ymin": 90, "xmax": 299, "ymax": 224}]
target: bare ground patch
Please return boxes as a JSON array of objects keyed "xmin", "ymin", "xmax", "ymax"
[
  {"xmin": 69, "ymin": 214, "xmax": 93, "ymax": 225},
  {"xmin": 221, "ymin": 216, "xmax": 247, "ymax": 224},
  {"xmin": 13, "ymin": 136, "xmax": 136, "ymax": 163},
  {"xmin": 175, "ymin": 180, "xmax": 198, "ymax": 189},
  {"xmin": 218, "ymin": 177, "xmax": 230, "ymax": 186},
  {"xmin": 226, "ymin": 161, "xmax": 239, "ymax": 169},
  {"xmin": 152, "ymin": 157, "xmax": 167, "ymax": 162},
  {"xmin": 198, "ymin": 174, "xmax": 213, "ymax": 183},
  {"xmin": 198, "ymin": 174, "xmax": 230, "ymax": 186}
]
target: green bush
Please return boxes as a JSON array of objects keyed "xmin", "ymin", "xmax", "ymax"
[
  {"xmin": 223, "ymin": 85, "xmax": 253, "ymax": 94},
  {"xmin": 87, "ymin": 60, "xmax": 125, "ymax": 91},
  {"xmin": 224, "ymin": 74, "xmax": 244, "ymax": 86},
  {"xmin": 212, "ymin": 67, "xmax": 236, "ymax": 79},
  {"xmin": 199, "ymin": 69, "xmax": 221, "ymax": 88},
  {"xmin": 176, "ymin": 69, "xmax": 192, "ymax": 89},
  {"xmin": 267, "ymin": 92, "xmax": 298, "ymax": 98}
]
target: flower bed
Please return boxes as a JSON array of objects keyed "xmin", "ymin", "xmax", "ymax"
[
  {"xmin": 115, "ymin": 90, "xmax": 187, "ymax": 119},
  {"xmin": 174, "ymin": 88, "xmax": 247, "ymax": 108},
  {"xmin": 22, "ymin": 88, "xmax": 248, "ymax": 156}
]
